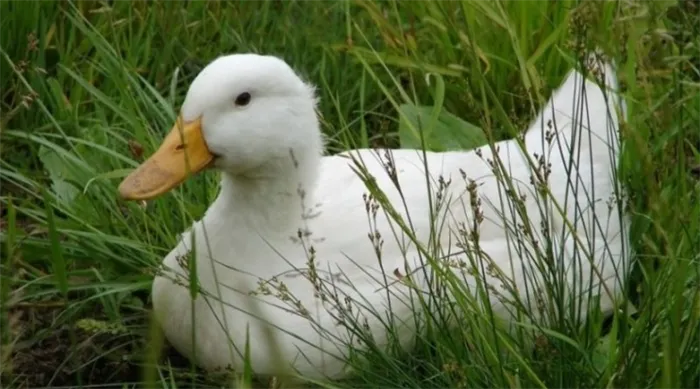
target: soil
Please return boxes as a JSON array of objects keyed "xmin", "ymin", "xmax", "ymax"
[
  {"xmin": 4, "ymin": 305, "xmax": 135, "ymax": 387},
  {"xmin": 0, "ymin": 303, "xmax": 213, "ymax": 388}
]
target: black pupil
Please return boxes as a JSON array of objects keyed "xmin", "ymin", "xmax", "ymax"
[{"xmin": 235, "ymin": 92, "xmax": 251, "ymax": 106}]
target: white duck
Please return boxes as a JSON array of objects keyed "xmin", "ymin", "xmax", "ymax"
[{"xmin": 118, "ymin": 53, "xmax": 629, "ymax": 380}]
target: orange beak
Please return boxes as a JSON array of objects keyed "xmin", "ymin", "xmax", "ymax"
[{"xmin": 118, "ymin": 116, "xmax": 214, "ymax": 201}]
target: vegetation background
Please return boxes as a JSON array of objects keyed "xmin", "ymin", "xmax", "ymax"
[{"xmin": 1, "ymin": 0, "xmax": 699, "ymax": 388}]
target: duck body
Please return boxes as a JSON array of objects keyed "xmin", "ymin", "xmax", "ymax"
[{"xmin": 119, "ymin": 53, "xmax": 629, "ymax": 380}]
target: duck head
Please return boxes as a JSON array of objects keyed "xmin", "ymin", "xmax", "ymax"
[{"xmin": 118, "ymin": 54, "xmax": 322, "ymax": 201}]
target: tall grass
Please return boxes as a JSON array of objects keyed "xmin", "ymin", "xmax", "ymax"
[{"xmin": 1, "ymin": 0, "xmax": 699, "ymax": 388}]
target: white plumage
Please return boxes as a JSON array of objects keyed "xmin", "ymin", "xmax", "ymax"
[{"xmin": 137, "ymin": 53, "xmax": 629, "ymax": 380}]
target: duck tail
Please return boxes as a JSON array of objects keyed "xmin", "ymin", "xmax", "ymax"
[
  {"xmin": 527, "ymin": 48, "xmax": 627, "ymax": 162},
  {"xmin": 582, "ymin": 49, "xmax": 628, "ymax": 126}
]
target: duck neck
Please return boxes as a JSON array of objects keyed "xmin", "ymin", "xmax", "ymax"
[{"xmin": 207, "ymin": 151, "xmax": 321, "ymax": 233}]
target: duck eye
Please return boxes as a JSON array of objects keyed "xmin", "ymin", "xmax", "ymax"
[{"xmin": 234, "ymin": 92, "xmax": 251, "ymax": 106}]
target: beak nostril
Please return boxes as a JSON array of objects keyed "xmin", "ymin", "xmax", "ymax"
[{"xmin": 175, "ymin": 144, "xmax": 185, "ymax": 151}]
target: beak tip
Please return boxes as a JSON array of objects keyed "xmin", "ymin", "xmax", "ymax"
[
  {"xmin": 118, "ymin": 177, "xmax": 142, "ymax": 201},
  {"xmin": 117, "ymin": 183, "xmax": 134, "ymax": 201}
]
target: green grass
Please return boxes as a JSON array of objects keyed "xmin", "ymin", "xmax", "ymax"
[{"xmin": 1, "ymin": 0, "xmax": 699, "ymax": 387}]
